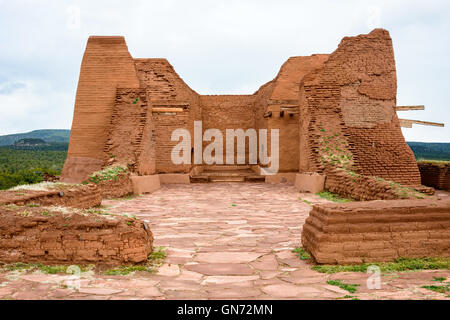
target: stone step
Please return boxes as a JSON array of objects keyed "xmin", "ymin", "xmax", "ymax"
[
  {"xmin": 200, "ymin": 170, "xmax": 255, "ymax": 177},
  {"xmin": 190, "ymin": 174, "xmax": 265, "ymax": 183},
  {"xmin": 203, "ymin": 165, "xmax": 251, "ymax": 171}
]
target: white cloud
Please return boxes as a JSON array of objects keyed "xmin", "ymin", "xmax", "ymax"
[{"xmin": 0, "ymin": 0, "xmax": 449, "ymax": 141}]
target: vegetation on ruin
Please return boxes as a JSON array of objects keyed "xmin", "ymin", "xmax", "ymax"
[
  {"xmin": 316, "ymin": 191, "xmax": 352, "ymax": 203},
  {"xmin": 88, "ymin": 165, "xmax": 128, "ymax": 184},
  {"xmin": 317, "ymin": 133, "xmax": 354, "ymax": 171},
  {"xmin": 0, "ymin": 248, "xmax": 166, "ymax": 276},
  {"xmin": 292, "ymin": 247, "xmax": 311, "ymax": 260},
  {"xmin": 103, "ymin": 246, "xmax": 166, "ymax": 275},
  {"xmin": 311, "ymin": 257, "xmax": 450, "ymax": 274},
  {"xmin": 326, "ymin": 280, "xmax": 360, "ymax": 293}
]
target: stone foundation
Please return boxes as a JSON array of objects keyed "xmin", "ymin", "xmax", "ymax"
[
  {"xmin": 159, "ymin": 174, "xmax": 190, "ymax": 184},
  {"xmin": 96, "ymin": 173, "xmax": 133, "ymax": 198},
  {"xmin": 0, "ymin": 206, "xmax": 153, "ymax": 265},
  {"xmin": 265, "ymin": 173, "xmax": 296, "ymax": 185},
  {"xmin": 418, "ymin": 162, "xmax": 450, "ymax": 191},
  {"xmin": 130, "ymin": 175, "xmax": 161, "ymax": 194},
  {"xmin": 301, "ymin": 199, "xmax": 450, "ymax": 264},
  {"xmin": 295, "ymin": 173, "xmax": 325, "ymax": 193}
]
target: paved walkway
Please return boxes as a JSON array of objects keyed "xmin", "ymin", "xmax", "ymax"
[{"xmin": 0, "ymin": 183, "xmax": 448, "ymax": 300}]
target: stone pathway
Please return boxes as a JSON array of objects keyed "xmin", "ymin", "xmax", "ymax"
[{"xmin": 0, "ymin": 183, "xmax": 448, "ymax": 300}]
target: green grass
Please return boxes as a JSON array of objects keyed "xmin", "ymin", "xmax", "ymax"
[
  {"xmin": 336, "ymin": 295, "xmax": 359, "ymax": 300},
  {"xmin": 327, "ymin": 280, "xmax": 360, "ymax": 293},
  {"xmin": 104, "ymin": 246, "xmax": 166, "ymax": 276},
  {"xmin": 1, "ymin": 262, "xmax": 91, "ymax": 274},
  {"xmin": 316, "ymin": 191, "xmax": 352, "ymax": 203},
  {"xmin": 312, "ymin": 257, "xmax": 450, "ymax": 274},
  {"xmin": 421, "ymin": 285, "xmax": 449, "ymax": 294},
  {"xmin": 292, "ymin": 247, "xmax": 311, "ymax": 260},
  {"xmin": 433, "ymin": 277, "xmax": 446, "ymax": 282},
  {"xmin": 88, "ymin": 165, "xmax": 128, "ymax": 184}
]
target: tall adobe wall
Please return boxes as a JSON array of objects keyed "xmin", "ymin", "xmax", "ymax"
[
  {"xmin": 134, "ymin": 59, "xmax": 201, "ymax": 173},
  {"xmin": 61, "ymin": 36, "xmax": 140, "ymax": 183},
  {"xmin": 300, "ymin": 29, "xmax": 421, "ymax": 186},
  {"xmin": 201, "ymin": 95, "xmax": 257, "ymax": 165},
  {"xmin": 266, "ymin": 55, "xmax": 329, "ymax": 172}
]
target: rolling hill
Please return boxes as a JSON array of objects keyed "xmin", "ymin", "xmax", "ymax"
[{"xmin": 0, "ymin": 129, "xmax": 70, "ymax": 146}]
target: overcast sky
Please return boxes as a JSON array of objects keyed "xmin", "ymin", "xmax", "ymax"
[{"xmin": 0, "ymin": 0, "xmax": 449, "ymax": 142}]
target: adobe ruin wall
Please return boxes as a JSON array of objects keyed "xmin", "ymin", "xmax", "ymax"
[{"xmin": 61, "ymin": 29, "xmax": 423, "ymax": 201}]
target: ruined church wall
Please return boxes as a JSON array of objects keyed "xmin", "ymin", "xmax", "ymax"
[
  {"xmin": 104, "ymin": 88, "xmax": 156, "ymax": 175},
  {"xmin": 135, "ymin": 59, "xmax": 201, "ymax": 173},
  {"xmin": 300, "ymin": 29, "xmax": 421, "ymax": 186},
  {"xmin": 61, "ymin": 36, "xmax": 141, "ymax": 183},
  {"xmin": 200, "ymin": 95, "xmax": 257, "ymax": 165}
]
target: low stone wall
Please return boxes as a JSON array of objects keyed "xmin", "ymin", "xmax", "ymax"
[
  {"xmin": 265, "ymin": 173, "xmax": 296, "ymax": 185},
  {"xmin": 324, "ymin": 168, "xmax": 433, "ymax": 201},
  {"xmin": 301, "ymin": 199, "xmax": 450, "ymax": 264},
  {"xmin": 159, "ymin": 173, "xmax": 190, "ymax": 184},
  {"xmin": 0, "ymin": 184, "xmax": 102, "ymax": 209},
  {"xmin": 418, "ymin": 162, "xmax": 450, "ymax": 191},
  {"xmin": 96, "ymin": 173, "xmax": 133, "ymax": 198},
  {"xmin": 0, "ymin": 206, "xmax": 153, "ymax": 265}
]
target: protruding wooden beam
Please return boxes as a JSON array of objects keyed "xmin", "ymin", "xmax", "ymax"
[
  {"xmin": 399, "ymin": 118, "xmax": 444, "ymax": 128},
  {"xmin": 395, "ymin": 105, "xmax": 425, "ymax": 111}
]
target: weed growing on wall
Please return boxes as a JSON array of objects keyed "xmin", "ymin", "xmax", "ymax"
[
  {"xmin": 318, "ymin": 133, "xmax": 354, "ymax": 171},
  {"xmin": 88, "ymin": 165, "xmax": 128, "ymax": 184}
]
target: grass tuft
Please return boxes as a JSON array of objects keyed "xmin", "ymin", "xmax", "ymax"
[
  {"xmin": 316, "ymin": 191, "xmax": 352, "ymax": 203},
  {"xmin": 104, "ymin": 246, "xmax": 166, "ymax": 276},
  {"xmin": 327, "ymin": 279, "xmax": 359, "ymax": 293},
  {"xmin": 312, "ymin": 257, "xmax": 450, "ymax": 274},
  {"xmin": 421, "ymin": 285, "xmax": 449, "ymax": 294},
  {"xmin": 292, "ymin": 247, "xmax": 311, "ymax": 260}
]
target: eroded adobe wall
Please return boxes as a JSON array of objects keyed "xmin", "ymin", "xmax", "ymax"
[
  {"xmin": 299, "ymin": 29, "xmax": 421, "ymax": 186},
  {"xmin": 0, "ymin": 206, "xmax": 153, "ymax": 265},
  {"xmin": 267, "ymin": 55, "xmax": 329, "ymax": 172},
  {"xmin": 135, "ymin": 59, "xmax": 201, "ymax": 173},
  {"xmin": 200, "ymin": 95, "xmax": 257, "ymax": 165},
  {"xmin": 61, "ymin": 36, "xmax": 140, "ymax": 183},
  {"xmin": 418, "ymin": 162, "xmax": 450, "ymax": 191},
  {"xmin": 104, "ymin": 88, "xmax": 156, "ymax": 175},
  {"xmin": 0, "ymin": 184, "xmax": 101, "ymax": 209},
  {"xmin": 302, "ymin": 199, "xmax": 450, "ymax": 264}
]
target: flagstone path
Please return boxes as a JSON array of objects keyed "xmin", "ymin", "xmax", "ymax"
[{"xmin": 0, "ymin": 183, "xmax": 448, "ymax": 300}]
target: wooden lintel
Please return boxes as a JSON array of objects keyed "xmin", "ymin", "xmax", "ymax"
[
  {"xmin": 152, "ymin": 107, "xmax": 184, "ymax": 113},
  {"xmin": 399, "ymin": 118, "xmax": 444, "ymax": 128},
  {"xmin": 395, "ymin": 105, "xmax": 425, "ymax": 111}
]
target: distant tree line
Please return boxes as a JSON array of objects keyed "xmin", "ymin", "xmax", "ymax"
[{"xmin": 0, "ymin": 144, "xmax": 67, "ymax": 190}]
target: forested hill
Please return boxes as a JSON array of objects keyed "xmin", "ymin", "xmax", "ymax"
[
  {"xmin": 407, "ymin": 142, "xmax": 450, "ymax": 161},
  {"xmin": 0, "ymin": 129, "xmax": 70, "ymax": 146}
]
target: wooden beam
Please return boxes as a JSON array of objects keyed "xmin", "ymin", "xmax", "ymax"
[
  {"xmin": 152, "ymin": 107, "xmax": 184, "ymax": 113},
  {"xmin": 395, "ymin": 105, "xmax": 425, "ymax": 111},
  {"xmin": 399, "ymin": 118, "xmax": 444, "ymax": 128}
]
